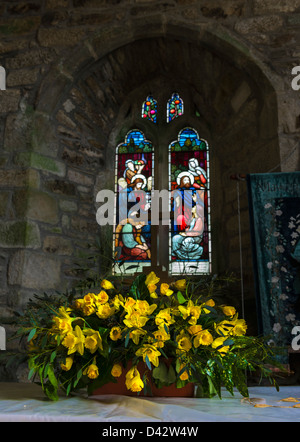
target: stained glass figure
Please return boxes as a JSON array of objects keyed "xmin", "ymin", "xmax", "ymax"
[
  {"xmin": 113, "ymin": 130, "xmax": 154, "ymax": 274},
  {"xmin": 167, "ymin": 93, "xmax": 184, "ymax": 123},
  {"xmin": 169, "ymin": 128, "xmax": 211, "ymax": 275},
  {"xmin": 142, "ymin": 96, "xmax": 157, "ymax": 123}
]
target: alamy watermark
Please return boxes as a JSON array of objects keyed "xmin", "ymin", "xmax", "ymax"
[
  {"xmin": 95, "ymin": 187, "xmax": 205, "ymax": 226},
  {"xmin": 291, "ymin": 66, "xmax": 300, "ymax": 91},
  {"xmin": 291, "ymin": 326, "xmax": 300, "ymax": 351},
  {"xmin": 0, "ymin": 66, "xmax": 6, "ymax": 91},
  {"xmin": 0, "ymin": 326, "xmax": 6, "ymax": 350}
]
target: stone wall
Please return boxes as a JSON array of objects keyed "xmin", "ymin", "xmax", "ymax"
[{"xmin": 0, "ymin": 0, "xmax": 300, "ymax": 379}]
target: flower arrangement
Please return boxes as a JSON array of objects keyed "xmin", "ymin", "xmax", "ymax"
[{"xmin": 13, "ymin": 272, "xmax": 281, "ymax": 400}]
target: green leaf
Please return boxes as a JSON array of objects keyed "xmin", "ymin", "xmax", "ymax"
[
  {"xmin": 145, "ymin": 354, "xmax": 152, "ymax": 371},
  {"xmin": 27, "ymin": 328, "xmax": 37, "ymax": 342},
  {"xmin": 177, "ymin": 291, "xmax": 186, "ymax": 304},
  {"xmin": 47, "ymin": 365, "xmax": 58, "ymax": 389},
  {"xmin": 28, "ymin": 367, "xmax": 35, "ymax": 381},
  {"xmin": 125, "ymin": 332, "xmax": 130, "ymax": 348},
  {"xmin": 50, "ymin": 350, "xmax": 56, "ymax": 363}
]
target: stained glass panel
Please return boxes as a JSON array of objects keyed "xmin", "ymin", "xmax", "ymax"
[
  {"xmin": 142, "ymin": 96, "xmax": 157, "ymax": 123},
  {"xmin": 113, "ymin": 130, "xmax": 154, "ymax": 274},
  {"xmin": 167, "ymin": 93, "xmax": 184, "ymax": 123},
  {"xmin": 169, "ymin": 128, "xmax": 211, "ymax": 275}
]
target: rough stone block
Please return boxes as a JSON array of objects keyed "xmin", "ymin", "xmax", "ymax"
[
  {"xmin": 8, "ymin": 250, "xmax": 61, "ymax": 289},
  {"xmin": 37, "ymin": 27, "xmax": 86, "ymax": 47},
  {"xmin": 0, "ymin": 16, "xmax": 40, "ymax": 36},
  {"xmin": 14, "ymin": 152, "xmax": 66, "ymax": 177},
  {"xmin": 0, "ymin": 220, "xmax": 41, "ymax": 248},
  {"xmin": 0, "ymin": 169, "xmax": 40, "ymax": 188},
  {"xmin": 43, "ymin": 235, "xmax": 73, "ymax": 255},
  {"xmin": 13, "ymin": 189, "xmax": 59, "ymax": 224},
  {"xmin": 0, "ymin": 89, "xmax": 21, "ymax": 113},
  {"xmin": 253, "ymin": 0, "xmax": 300, "ymax": 14},
  {"xmin": 235, "ymin": 15, "xmax": 284, "ymax": 34}
]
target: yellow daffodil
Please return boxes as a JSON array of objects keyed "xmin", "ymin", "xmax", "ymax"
[
  {"xmin": 61, "ymin": 356, "xmax": 74, "ymax": 371},
  {"xmin": 111, "ymin": 363, "xmax": 122, "ymax": 378},
  {"xmin": 62, "ymin": 325, "xmax": 85, "ymax": 355},
  {"xmin": 130, "ymin": 328, "xmax": 146, "ymax": 345},
  {"xmin": 84, "ymin": 363, "xmax": 99, "ymax": 379},
  {"xmin": 193, "ymin": 329, "xmax": 213, "ymax": 347},
  {"xmin": 96, "ymin": 290, "xmax": 109, "ymax": 305},
  {"xmin": 135, "ymin": 300, "xmax": 157, "ymax": 316},
  {"xmin": 101, "ymin": 279, "xmax": 114, "ymax": 290},
  {"xmin": 135, "ymin": 344, "xmax": 161, "ymax": 367},
  {"xmin": 83, "ymin": 293, "xmax": 96, "ymax": 306},
  {"xmin": 52, "ymin": 316, "xmax": 73, "ymax": 335},
  {"xmin": 111, "ymin": 294, "xmax": 124, "ymax": 310},
  {"xmin": 84, "ymin": 329, "xmax": 103, "ymax": 353},
  {"xmin": 232, "ymin": 318, "xmax": 247, "ymax": 336},
  {"xmin": 109, "ymin": 326, "xmax": 122, "ymax": 341},
  {"xmin": 212, "ymin": 336, "xmax": 230, "ymax": 355},
  {"xmin": 187, "ymin": 324, "xmax": 203, "ymax": 336},
  {"xmin": 155, "ymin": 308, "xmax": 175, "ymax": 328},
  {"xmin": 222, "ymin": 305, "xmax": 236, "ymax": 317},
  {"xmin": 152, "ymin": 328, "xmax": 170, "ymax": 348},
  {"xmin": 123, "ymin": 311, "xmax": 149, "ymax": 328},
  {"xmin": 145, "ymin": 271, "xmax": 160, "ymax": 287},
  {"xmin": 214, "ymin": 319, "xmax": 235, "ymax": 336},
  {"xmin": 201, "ymin": 299, "xmax": 215, "ymax": 314},
  {"xmin": 96, "ymin": 303, "xmax": 115, "ymax": 319},
  {"xmin": 124, "ymin": 297, "xmax": 136, "ymax": 311},
  {"xmin": 174, "ymin": 279, "xmax": 186, "ymax": 291},
  {"xmin": 160, "ymin": 283, "xmax": 174, "ymax": 297},
  {"xmin": 178, "ymin": 364, "xmax": 189, "ymax": 381},
  {"xmin": 178, "ymin": 300, "xmax": 201, "ymax": 325},
  {"xmin": 176, "ymin": 333, "xmax": 192, "ymax": 353},
  {"xmin": 125, "ymin": 366, "xmax": 144, "ymax": 392},
  {"xmin": 148, "ymin": 283, "xmax": 158, "ymax": 298}
]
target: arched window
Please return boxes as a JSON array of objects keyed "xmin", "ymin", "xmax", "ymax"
[{"xmin": 112, "ymin": 93, "xmax": 211, "ymax": 277}]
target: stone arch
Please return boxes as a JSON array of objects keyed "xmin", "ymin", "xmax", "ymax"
[{"xmin": 21, "ymin": 17, "xmax": 285, "ymax": 314}]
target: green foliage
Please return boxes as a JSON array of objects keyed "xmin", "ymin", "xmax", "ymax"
[{"xmin": 4, "ymin": 273, "xmax": 283, "ymax": 401}]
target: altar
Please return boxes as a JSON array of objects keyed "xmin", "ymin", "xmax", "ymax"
[{"xmin": 0, "ymin": 382, "xmax": 300, "ymax": 422}]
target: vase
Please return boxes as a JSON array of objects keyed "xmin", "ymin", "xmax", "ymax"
[{"xmin": 91, "ymin": 361, "xmax": 195, "ymax": 397}]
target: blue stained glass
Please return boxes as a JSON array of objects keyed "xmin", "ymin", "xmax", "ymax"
[
  {"xmin": 167, "ymin": 93, "xmax": 184, "ymax": 123},
  {"xmin": 142, "ymin": 96, "xmax": 157, "ymax": 123}
]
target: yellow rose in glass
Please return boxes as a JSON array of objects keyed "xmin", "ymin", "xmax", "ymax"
[
  {"xmin": 101, "ymin": 279, "xmax": 114, "ymax": 290},
  {"xmin": 111, "ymin": 363, "xmax": 122, "ymax": 378}
]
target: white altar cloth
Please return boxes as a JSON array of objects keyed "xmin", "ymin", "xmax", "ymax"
[{"xmin": 0, "ymin": 382, "xmax": 300, "ymax": 422}]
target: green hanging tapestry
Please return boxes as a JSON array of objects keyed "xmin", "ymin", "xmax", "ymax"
[{"xmin": 247, "ymin": 172, "xmax": 300, "ymax": 364}]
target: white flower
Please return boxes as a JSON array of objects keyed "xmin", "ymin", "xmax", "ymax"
[
  {"xmin": 276, "ymin": 245, "xmax": 285, "ymax": 253},
  {"xmin": 264, "ymin": 203, "xmax": 272, "ymax": 209},
  {"xmin": 279, "ymin": 293, "xmax": 288, "ymax": 300},
  {"xmin": 289, "ymin": 222, "xmax": 296, "ymax": 229},
  {"xmin": 276, "ymin": 210, "xmax": 282, "ymax": 216},
  {"xmin": 273, "ymin": 232, "xmax": 280, "ymax": 237},
  {"xmin": 273, "ymin": 323, "xmax": 281, "ymax": 333},
  {"xmin": 280, "ymin": 266, "xmax": 287, "ymax": 273},
  {"xmin": 286, "ymin": 313, "xmax": 296, "ymax": 322},
  {"xmin": 267, "ymin": 262, "xmax": 273, "ymax": 269},
  {"xmin": 271, "ymin": 276, "xmax": 279, "ymax": 284},
  {"xmin": 291, "ymin": 232, "xmax": 299, "ymax": 239}
]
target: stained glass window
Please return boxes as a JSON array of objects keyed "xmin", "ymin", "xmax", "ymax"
[
  {"xmin": 167, "ymin": 93, "xmax": 184, "ymax": 123},
  {"xmin": 169, "ymin": 127, "xmax": 211, "ymax": 275},
  {"xmin": 142, "ymin": 96, "xmax": 157, "ymax": 123},
  {"xmin": 113, "ymin": 130, "xmax": 154, "ymax": 275}
]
